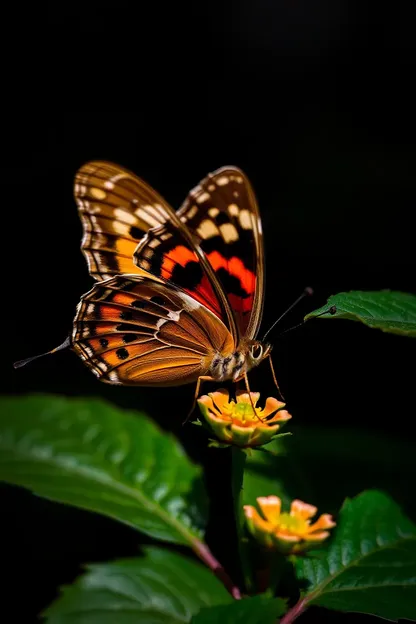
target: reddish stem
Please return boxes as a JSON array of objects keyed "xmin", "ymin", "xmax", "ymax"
[
  {"xmin": 192, "ymin": 538, "xmax": 242, "ymax": 600},
  {"xmin": 280, "ymin": 598, "xmax": 308, "ymax": 624}
]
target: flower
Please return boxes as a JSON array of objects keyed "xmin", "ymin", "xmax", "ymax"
[
  {"xmin": 244, "ymin": 496, "xmax": 336, "ymax": 553},
  {"xmin": 197, "ymin": 388, "xmax": 291, "ymax": 448}
]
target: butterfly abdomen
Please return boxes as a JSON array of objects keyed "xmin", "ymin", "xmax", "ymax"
[{"xmin": 210, "ymin": 350, "xmax": 247, "ymax": 382}]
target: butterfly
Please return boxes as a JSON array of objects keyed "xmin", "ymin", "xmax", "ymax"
[{"xmin": 15, "ymin": 160, "xmax": 282, "ymax": 406}]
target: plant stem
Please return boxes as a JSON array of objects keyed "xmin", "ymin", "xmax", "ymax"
[
  {"xmin": 191, "ymin": 538, "xmax": 242, "ymax": 599},
  {"xmin": 231, "ymin": 447, "xmax": 253, "ymax": 593},
  {"xmin": 280, "ymin": 597, "xmax": 307, "ymax": 624}
]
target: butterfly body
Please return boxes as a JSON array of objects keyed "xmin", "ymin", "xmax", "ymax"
[{"xmin": 210, "ymin": 340, "xmax": 272, "ymax": 383}]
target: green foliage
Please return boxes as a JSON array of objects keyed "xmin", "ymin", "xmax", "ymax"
[
  {"xmin": 43, "ymin": 547, "xmax": 232, "ymax": 623},
  {"xmin": 296, "ymin": 490, "xmax": 416, "ymax": 621},
  {"xmin": 0, "ymin": 395, "xmax": 206, "ymax": 545},
  {"xmin": 191, "ymin": 596, "xmax": 287, "ymax": 623},
  {"xmin": 305, "ymin": 290, "xmax": 416, "ymax": 336},
  {"xmin": 2, "ymin": 380, "xmax": 415, "ymax": 622}
]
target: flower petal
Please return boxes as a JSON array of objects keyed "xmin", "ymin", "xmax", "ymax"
[
  {"xmin": 290, "ymin": 499, "xmax": 317, "ymax": 520},
  {"xmin": 230, "ymin": 423, "xmax": 257, "ymax": 447},
  {"xmin": 235, "ymin": 390, "xmax": 260, "ymax": 408},
  {"xmin": 244, "ymin": 505, "xmax": 273, "ymax": 533},
  {"xmin": 263, "ymin": 397, "xmax": 286, "ymax": 418},
  {"xmin": 274, "ymin": 530, "xmax": 301, "ymax": 543},
  {"xmin": 208, "ymin": 388, "xmax": 231, "ymax": 413},
  {"xmin": 268, "ymin": 408, "xmax": 292, "ymax": 424},
  {"xmin": 206, "ymin": 415, "xmax": 234, "ymax": 442},
  {"xmin": 302, "ymin": 530, "xmax": 330, "ymax": 542},
  {"xmin": 249, "ymin": 423, "xmax": 280, "ymax": 445},
  {"xmin": 257, "ymin": 495, "xmax": 281, "ymax": 524},
  {"xmin": 197, "ymin": 394, "xmax": 222, "ymax": 419},
  {"xmin": 308, "ymin": 514, "xmax": 336, "ymax": 533}
]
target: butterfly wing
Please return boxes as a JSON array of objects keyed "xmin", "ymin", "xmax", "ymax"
[
  {"xmin": 75, "ymin": 161, "xmax": 172, "ymax": 280},
  {"xmin": 72, "ymin": 274, "xmax": 235, "ymax": 386},
  {"xmin": 134, "ymin": 166, "xmax": 265, "ymax": 341},
  {"xmin": 75, "ymin": 160, "xmax": 237, "ymax": 342}
]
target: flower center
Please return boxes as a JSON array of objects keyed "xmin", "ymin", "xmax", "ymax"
[
  {"xmin": 277, "ymin": 513, "xmax": 308, "ymax": 535},
  {"xmin": 224, "ymin": 401, "xmax": 263, "ymax": 424}
]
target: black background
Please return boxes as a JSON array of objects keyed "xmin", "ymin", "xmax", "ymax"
[{"xmin": 3, "ymin": 0, "xmax": 416, "ymax": 621}]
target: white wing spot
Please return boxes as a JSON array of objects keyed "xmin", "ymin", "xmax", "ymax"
[
  {"xmin": 114, "ymin": 208, "xmax": 137, "ymax": 225},
  {"xmin": 107, "ymin": 370, "xmax": 120, "ymax": 383},
  {"xmin": 113, "ymin": 221, "xmax": 130, "ymax": 236},
  {"xmin": 228, "ymin": 204, "xmax": 239, "ymax": 216},
  {"xmin": 216, "ymin": 176, "xmax": 229, "ymax": 186},
  {"xmin": 167, "ymin": 310, "xmax": 180, "ymax": 321},
  {"xmin": 83, "ymin": 344, "xmax": 94, "ymax": 357},
  {"xmin": 197, "ymin": 192, "xmax": 211, "ymax": 204},
  {"xmin": 236, "ymin": 176, "xmax": 244, "ymax": 184},
  {"xmin": 187, "ymin": 205, "xmax": 198, "ymax": 218},
  {"xmin": 142, "ymin": 204, "xmax": 165, "ymax": 223},
  {"xmin": 104, "ymin": 181, "xmax": 114, "ymax": 190},
  {"xmin": 179, "ymin": 292, "xmax": 200, "ymax": 311},
  {"xmin": 154, "ymin": 203, "xmax": 169, "ymax": 219},
  {"xmin": 197, "ymin": 219, "xmax": 219, "ymax": 239},
  {"xmin": 208, "ymin": 184, "xmax": 216, "ymax": 191},
  {"xmin": 90, "ymin": 187, "xmax": 107, "ymax": 200},
  {"xmin": 208, "ymin": 207, "xmax": 219, "ymax": 218},
  {"xmin": 220, "ymin": 223, "xmax": 238, "ymax": 242},
  {"xmin": 239, "ymin": 209, "xmax": 252, "ymax": 230},
  {"xmin": 233, "ymin": 191, "xmax": 239, "ymax": 198},
  {"xmin": 135, "ymin": 208, "xmax": 160, "ymax": 228},
  {"xmin": 109, "ymin": 173, "xmax": 128, "ymax": 183}
]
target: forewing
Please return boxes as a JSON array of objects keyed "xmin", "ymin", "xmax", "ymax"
[
  {"xmin": 72, "ymin": 275, "xmax": 235, "ymax": 386},
  {"xmin": 134, "ymin": 166, "xmax": 265, "ymax": 340},
  {"xmin": 75, "ymin": 161, "xmax": 172, "ymax": 280}
]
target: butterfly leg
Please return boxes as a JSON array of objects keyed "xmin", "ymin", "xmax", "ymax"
[
  {"xmin": 267, "ymin": 354, "xmax": 285, "ymax": 402},
  {"xmin": 183, "ymin": 375, "xmax": 215, "ymax": 425},
  {"xmin": 243, "ymin": 372, "xmax": 263, "ymax": 421}
]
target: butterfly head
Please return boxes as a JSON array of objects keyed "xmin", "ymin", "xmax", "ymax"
[{"xmin": 247, "ymin": 340, "xmax": 272, "ymax": 370}]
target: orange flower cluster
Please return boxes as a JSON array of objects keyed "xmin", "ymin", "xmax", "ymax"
[
  {"xmin": 244, "ymin": 496, "xmax": 336, "ymax": 553},
  {"xmin": 197, "ymin": 388, "xmax": 291, "ymax": 448}
]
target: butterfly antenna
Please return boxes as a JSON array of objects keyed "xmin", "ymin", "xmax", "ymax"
[
  {"xmin": 13, "ymin": 337, "xmax": 71, "ymax": 369},
  {"xmin": 262, "ymin": 287, "xmax": 314, "ymax": 343},
  {"xmin": 278, "ymin": 305, "xmax": 337, "ymax": 337}
]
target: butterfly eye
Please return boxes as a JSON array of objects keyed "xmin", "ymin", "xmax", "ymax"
[{"xmin": 251, "ymin": 344, "xmax": 263, "ymax": 360}]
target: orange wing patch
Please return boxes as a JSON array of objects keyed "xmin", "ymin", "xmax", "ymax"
[{"xmin": 72, "ymin": 275, "xmax": 235, "ymax": 387}]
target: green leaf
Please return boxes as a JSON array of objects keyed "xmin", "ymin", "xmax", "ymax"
[
  {"xmin": 0, "ymin": 395, "xmax": 207, "ymax": 546},
  {"xmin": 305, "ymin": 290, "xmax": 416, "ymax": 336},
  {"xmin": 296, "ymin": 490, "xmax": 416, "ymax": 621},
  {"xmin": 43, "ymin": 547, "xmax": 232, "ymax": 623},
  {"xmin": 191, "ymin": 595, "xmax": 286, "ymax": 624}
]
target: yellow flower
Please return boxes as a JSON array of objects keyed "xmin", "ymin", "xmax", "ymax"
[
  {"xmin": 244, "ymin": 496, "xmax": 336, "ymax": 553},
  {"xmin": 197, "ymin": 388, "xmax": 291, "ymax": 448}
]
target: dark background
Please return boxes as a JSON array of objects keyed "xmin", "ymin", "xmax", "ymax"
[{"xmin": 3, "ymin": 0, "xmax": 416, "ymax": 621}]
